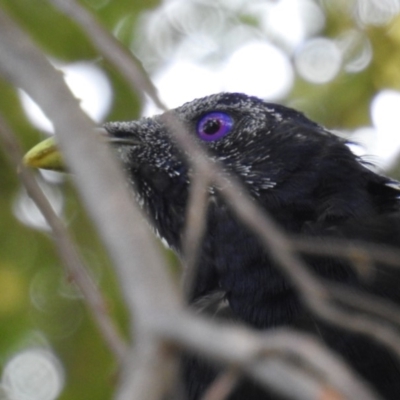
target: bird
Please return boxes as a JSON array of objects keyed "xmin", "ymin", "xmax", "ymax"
[{"xmin": 24, "ymin": 92, "xmax": 400, "ymax": 399}]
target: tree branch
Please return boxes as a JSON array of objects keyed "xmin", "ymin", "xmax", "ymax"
[
  {"xmin": 154, "ymin": 312, "xmax": 382, "ymax": 400},
  {"xmin": 0, "ymin": 8, "xmax": 179, "ymax": 400},
  {"xmin": 0, "ymin": 113, "xmax": 128, "ymax": 362}
]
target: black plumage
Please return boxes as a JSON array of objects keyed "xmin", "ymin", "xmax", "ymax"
[{"xmin": 104, "ymin": 92, "xmax": 400, "ymax": 399}]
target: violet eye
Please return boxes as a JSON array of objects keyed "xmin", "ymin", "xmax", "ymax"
[{"xmin": 197, "ymin": 112, "xmax": 233, "ymax": 142}]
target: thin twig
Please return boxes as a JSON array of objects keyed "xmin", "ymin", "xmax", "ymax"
[
  {"xmin": 329, "ymin": 283, "xmax": 400, "ymax": 328},
  {"xmin": 0, "ymin": 113, "xmax": 128, "ymax": 362},
  {"xmin": 292, "ymin": 236, "xmax": 400, "ymax": 272}
]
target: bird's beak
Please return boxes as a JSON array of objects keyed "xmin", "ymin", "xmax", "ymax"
[
  {"xmin": 23, "ymin": 128, "xmax": 142, "ymax": 171},
  {"xmin": 23, "ymin": 136, "xmax": 65, "ymax": 171}
]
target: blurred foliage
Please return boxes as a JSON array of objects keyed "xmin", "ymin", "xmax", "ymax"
[{"xmin": 1, "ymin": 0, "xmax": 400, "ymax": 399}]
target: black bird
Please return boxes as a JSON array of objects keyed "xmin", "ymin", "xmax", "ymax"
[{"xmin": 26, "ymin": 92, "xmax": 400, "ymax": 399}]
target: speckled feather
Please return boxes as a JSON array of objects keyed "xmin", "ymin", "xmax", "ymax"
[{"xmin": 104, "ymin": 92, "xmax": 400, "ymax": 400}]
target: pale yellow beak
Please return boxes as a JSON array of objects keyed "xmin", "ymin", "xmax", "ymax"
[{"xmin": 23, "ymin": 136, "xmax": 65, "ymax": 171}]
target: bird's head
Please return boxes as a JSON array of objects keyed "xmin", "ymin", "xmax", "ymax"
[
  {"xmin": 24, "ymin": 92, "xmax": 399, "ymax": 249},
  {"xmin": 103, "ymin": 92, "xmax": 329, "ymax": 202}
]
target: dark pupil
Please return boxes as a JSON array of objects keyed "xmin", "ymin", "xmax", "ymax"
[{"xmin": 203, "ymin": 119, "xmax": 221, "ymax": 135}]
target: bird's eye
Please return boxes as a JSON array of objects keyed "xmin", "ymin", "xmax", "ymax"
[{"xmin": 197, "ymin": 112, "xmax": 233, "ymax": 142}]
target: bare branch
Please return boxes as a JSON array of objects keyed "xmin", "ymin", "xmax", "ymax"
[
  {"xmin": 0, "ymin": 8, "xmax": 179, "ymax": 400},
  {"xmin": 155, "ymin": 312, "xmax": 382, "ymax": 400},
  {"xmin": 328, "ymin": 283, "xmax": 400, "ymax": 328},
  {"xmin": 292, "ymin": 236, "xmax": 400, "ymax": 273},
  {"xmin": 116, "ymin": 338, "xmax": 179, "ymax": 400}
]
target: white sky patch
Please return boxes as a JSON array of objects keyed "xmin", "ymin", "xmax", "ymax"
[
  {"xmin": 260, "ymin": 0, "xmax": 325, "ymax": 50},
  {"xmin": 19, "ymin": 91, "xmax": 54, "ymax": 133},
  {"xmin": 13, "ymin": 179, "xmax": 63, "ymax": 231},
  {"xmin": 221, "ymin": 41, "xmax": 294, "ymax": 100},
  {"xmin": 295, "ymin": 37, "xmax": 342, "ymax": 84},
  {"xmin": 355, "ymin": 0, "xmax": 400, "ymax": 26},
  {"xmin": 1, "ymin": 349, "xmax": 64, "ymax": 400},
  {"xmin": 144, "ymin": 41, "xmax": 294, "ymax": 115},
  {"xmin": 350, "ymin": 126, "xmax": 378, "ymax": 158},
  {"xmin": 143, "ymin": 60, "xmax": 221, "ymax": 116},
  {"xmin": 19, "ymin": 61, "xmax": 112, "ymax": 133},
  {"xmin": 348, "ymin": 126, "xmax": 386, "ymax": 171},
  {"xmin": 370, "ymin": 89, "xmax": 400, "ymax": 167},
  {"xmin": 337, "ymin": 29, "xmax": 373, "ymax": 73},
  {"xmin": 349, "ymin": 91, "xmax": 400, "ymax": 169}
]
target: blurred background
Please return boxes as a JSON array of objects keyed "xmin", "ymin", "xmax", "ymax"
[{"xmin": 1, "ymin": 0, "xmax": 400, "ymax": 398}]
